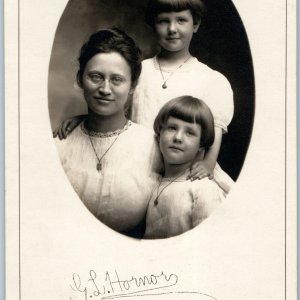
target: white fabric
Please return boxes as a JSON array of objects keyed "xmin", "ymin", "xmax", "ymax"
[
  {"xmin": 132, "ymin": 56, "xmax": 234, "ymax": 133},
  {"xmin": 145, "ymin": 176, "xmax": 224, "ymax": 239},
  {"xmin": 55, "ymin": 122, "xmax": 161, "ymax": 233}
]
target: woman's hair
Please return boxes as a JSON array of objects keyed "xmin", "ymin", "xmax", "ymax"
[
  {"xmin": 145, "ymin": 0, "xmax": 206, "ymax": 28},
  {"xmin": 77, "ymin": 28, "xmax": 142, "ymax": 88},
  {"xmin": 153, "ymin": 96, "xmax": 215, "ymax": 150}
]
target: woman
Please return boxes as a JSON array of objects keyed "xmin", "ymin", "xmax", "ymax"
[{"xmin": 55, "ymin": 28, "xmax": 161, "ymax": 238}]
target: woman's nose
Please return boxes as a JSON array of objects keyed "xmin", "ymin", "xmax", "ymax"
[{"xmin": 99, "ymin": 80, "xmax": 111, "ymax": 95}]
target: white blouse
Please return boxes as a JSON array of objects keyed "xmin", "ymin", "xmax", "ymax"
[
  {"xmin": 132, "ymin": 56, "xmax": 234, "ymax": 133},
  {"xmin": 55, "ymin": 121, "xmax": 161, "ymax": 233},
  {"xmin": 145, "ymin": 176, "xmax": 224, "ymax": 239}
]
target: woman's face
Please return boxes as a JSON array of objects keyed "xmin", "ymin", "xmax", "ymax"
[
  {"xmin": 154, "ymin": 10, "xmax": 199, "ymax": 53},
  {"xmin": 81, "ymin": 52, "xmax": 133, "ymax": 117}
]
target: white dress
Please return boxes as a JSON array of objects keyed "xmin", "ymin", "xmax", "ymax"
[
  {"xmin": 144, "ymin": 175, "xmax": 224, "ymax": 239},
  {"xmin": 132, "ymin": 56, "xmax": 235, "ymax": 191},
  {"xmin": 132, "ymin": 56, "xmax": 234, "ymax": 132},
  {"xmin": 55, "ymin": 121, "xmax": 161, "ymax": 234}
]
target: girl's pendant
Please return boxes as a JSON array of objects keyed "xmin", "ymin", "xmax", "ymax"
[
  {"xmin": 162, "ymin": 83, "xmax": 167, "ymax": 89},
  {"xmin": 154, "ymin": 198, "xmax": 158, "ymax": 206},
  {"xmin": 96, "ymin": 163, "xmax": 102, "ymax": 172}
]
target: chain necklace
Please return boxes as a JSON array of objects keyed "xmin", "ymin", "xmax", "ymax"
[
  {"xmin": 157, "ymin": 55, "xmax": 191, "ymax": 89},
  {"xmin": 82, "ymin": 121, "xmax": 131, "ymax": 172},
  {"xmin": 88, "ymin": 133, "xmax": 120, "ymax": 172},
  {"xmin": 152, "ymin": 170, "xmax": 187, "ymax": 206}
]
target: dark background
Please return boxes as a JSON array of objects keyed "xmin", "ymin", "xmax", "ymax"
[{"xmin": 48, "ymin": 0, "xmax": 255, "ymax": 181}]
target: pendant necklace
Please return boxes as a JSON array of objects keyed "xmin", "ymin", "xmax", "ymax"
[
  {"xmin": 153, "ymin": 170, "xmax": 187, "ymax": 206},
  {"xmin": 157, "ymin": 55, "xmax": 191, "ymax": 89},
  {"xmin": 85, "ymin": 121, "xmax": 131, "ymax": 172},
  {"xmin": 88, "ymin": 132, "xmax": 120, "ymax": 172}
]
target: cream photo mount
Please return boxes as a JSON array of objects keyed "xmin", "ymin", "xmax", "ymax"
[{"xmin": 5, "ymin": 0, "xmax": 297, "ymax": 300}]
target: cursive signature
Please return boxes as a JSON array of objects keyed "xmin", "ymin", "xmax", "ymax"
[
  {"xmin": 69, "ymin": 270, "xmax": 217, "ymax": 300},
  {"xmin": 70, "ymin": 270, "xmax": 177, "ymax": 299}
]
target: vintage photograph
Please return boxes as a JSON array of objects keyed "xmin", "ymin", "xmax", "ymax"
[
  {"xmin": 49, "ymin": 0, "xmax": 254, "ymax": 239},
  {"xmin": 5, "ymin": 0, "xmax": 296, "ymax": 299}
]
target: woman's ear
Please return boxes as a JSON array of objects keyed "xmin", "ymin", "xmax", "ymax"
[
  {"xmin": 129, "ymin": 84, "xmax": 136, "ymax": 95},
  {"xmin": 155, "ymin": 134, "xmax": 160, "ymax": 144},
  {"xmin": 76, "ymin": 73, "xmax": 83, "ymax": 88}
]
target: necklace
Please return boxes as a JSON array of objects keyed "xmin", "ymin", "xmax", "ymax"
[
  {"xmin": 152, "ymin": 170, "xmax": 187, "ymax": 206},
  {"xmin": 88, "ymin": 133, "xmax": 120, "ymax": 172},
  {"xmin": 85, "ymin": 122, "xmax": 131, "ymax": 171},
  {"xmin": 157, "ymin": 55, "xmax": 191, "ymax": 89}
]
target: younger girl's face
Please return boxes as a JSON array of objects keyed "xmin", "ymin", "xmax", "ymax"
[
  {"xmin": 159, "ymin": 116, "xmax": 201, "ymax": 165},
  {"xmin": 154, "ymin": 10, "xmax": 199, "ymax": 53}
]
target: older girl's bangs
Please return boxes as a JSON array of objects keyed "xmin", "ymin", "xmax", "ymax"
[{"xmin": 154, "ymin": 0, "xmax": 193, "ymax": 12}]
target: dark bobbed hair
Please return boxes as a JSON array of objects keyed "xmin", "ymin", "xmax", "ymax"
[
  {"xmin": 153, "ymin": 96, "xmax": 215, "ymax": 150},
  {"xmin": 77, "ymin": 28, "xmax": 142, "ymax": 88},
  {"xmin": 145, "ymin": 0, "xmax": 206, "ymax": 28}
]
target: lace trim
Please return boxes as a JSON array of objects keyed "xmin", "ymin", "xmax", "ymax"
[{"xmin": 81, "ymin": 120, "xmax": 132, "ymax": 138}]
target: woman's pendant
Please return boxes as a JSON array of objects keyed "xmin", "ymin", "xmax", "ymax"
[
  {"xmin": 162, "ymin": 83, "xmax": 167, "ymax": 89},
  {"xmin": 154, "ymin": 198, "xmax": 158, "ymax": 206},
  {"xmin": 96, "ymin": 163, "xmax": 102, "ymax": 171}
]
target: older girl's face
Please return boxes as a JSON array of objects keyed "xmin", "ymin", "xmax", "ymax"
[
  {"xmin": 154, "ymin": 10, "xmax": 199, "ymax": 53},
  {"xmin": 82, "ymin": 52, "xmax": 133, "ymax": 117}
]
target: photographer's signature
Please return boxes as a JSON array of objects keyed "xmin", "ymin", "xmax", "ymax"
[{"xmin": 69, "ymin": 270, "xmax": 217, "ymax": 300}]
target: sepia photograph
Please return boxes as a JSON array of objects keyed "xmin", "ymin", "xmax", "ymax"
[
  {"xmin": 4, "ymin": 0, "xmax": 296, "ymax": 299},
  {"xmin": 49, "ymin": 0, "xmax": 254, "ymax": 239}
]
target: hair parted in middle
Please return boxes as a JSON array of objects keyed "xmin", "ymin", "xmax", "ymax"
[
  {"xmin": 145, "ymin": 0, "xmax": 206, "ymax": 28},
  {"xmin": 153, "ymin": 95, "xmax": 215, "ymax": 150},
  {"xmin": 76, "ymin": 28, "xmax": 142, "ymax": 88}
]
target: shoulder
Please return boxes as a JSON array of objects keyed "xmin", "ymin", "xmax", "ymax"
[
  {"xmin": 192, "ymin": 58, "xmax": 231, "ymax": 88},
  {"xmin": 142, "ymin": 57, "xmax": 155, "ymax": 66},
  {"xmin": 130, "ymin": 122, "xmax": 153, "ymax": 135},
  {"xmin": 141, "ymin": 57, "xmax": 156, "ymax": 71},
  {"xmin": 127, "ymin": 122, "xmax": 156, "ymax": 143},
  {"xmin": 54, "ymin": 123, "xmax": 83, "ymax": 146}
]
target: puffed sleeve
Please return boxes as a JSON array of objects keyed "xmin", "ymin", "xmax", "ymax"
[
  {"xmin": 205, "ymin": 71, "xmax": 234, "ymax": 133},
  {"xmin": 191, "ymin": 179, "xmax": 223, "ymax": 228}
]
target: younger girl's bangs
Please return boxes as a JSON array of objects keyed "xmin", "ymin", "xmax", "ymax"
[{"xmin": 168, "ymin": 101, "xmax": 200, "ymax": 124}]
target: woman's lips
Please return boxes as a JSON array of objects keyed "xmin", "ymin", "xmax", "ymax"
[{"xmin": 94, "ymin": 97, "xmax": 114, "ymax": 103}]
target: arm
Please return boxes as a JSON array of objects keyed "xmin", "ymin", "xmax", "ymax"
[
  {"xmin": 53, "ymin": 115, "xmax": 87, "ymax": 140},
  {"xmin": 187, "ymin": 127, "xmax": 222, "ymax": 181}
]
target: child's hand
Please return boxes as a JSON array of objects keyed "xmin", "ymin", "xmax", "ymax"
[
  {"xmin": 53, "ymin": 115, "xmax": 85, "ymax": 140},
  {"xmin": 187, "ymin": 161, "xmax": 214, "ymax": 181}
]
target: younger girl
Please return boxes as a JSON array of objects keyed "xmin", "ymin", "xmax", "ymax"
[{"xmin": 144, "ymin": 96, "xmax": 224, "ymax": 239}]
